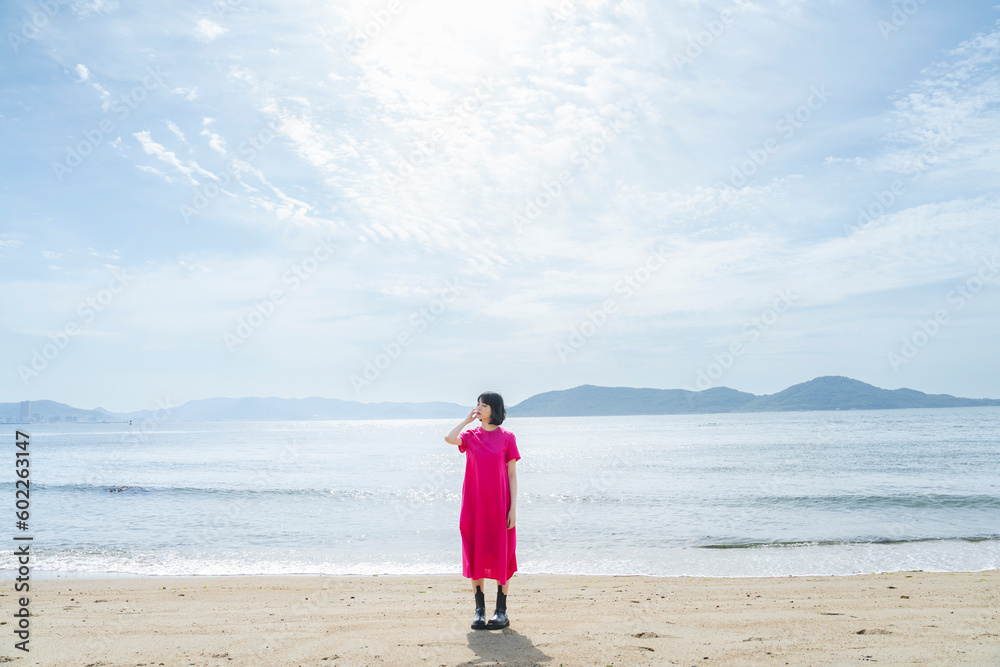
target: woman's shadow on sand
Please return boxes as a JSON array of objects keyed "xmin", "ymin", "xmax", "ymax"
[{"xmin": 461, "ymin": 628, "xmax": 551, "ymax": 666}]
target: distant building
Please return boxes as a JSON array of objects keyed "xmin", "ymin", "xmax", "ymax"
[{"xmin": 19, "ymin": 401, "xmax": 29, "ymax": 422}]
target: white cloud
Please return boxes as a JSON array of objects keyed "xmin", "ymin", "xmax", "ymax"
[
  {"xmin": 134, "ymin": 130, "xmax": 194, "ymax": 182},
  {"xmin": 91, "ymin": 83, "xmax": 112, "ymax": 110},
  {"xmin": 166, "ymin": 121, "xmax": 188, "ymax": 145},
  {"xmin": 866, "ymin": 23, "xmax": 1000, "ymax": 180},
  {"xmin": 173, "ymin": 86, "xmax": 199, "ymax": 101},
  {"xmin": 824, "ymin": 156, "xmax": 868, "ymax": 166},
  {"xmin": 137, "ymin": 164, "xmax": 174, "ymax": 183},
  {"xmin": 133, "ymin": 131, "xmax": 216, "ymax": 185},
  {"xmin": 86, "ymin": 248, "xmax": 121, "ymax": 260},
  {"xmin": 8, "ymin": 1, "xmax": 1000, "ymax": 404},
  {"xmin": 70, "ymin": 0, "xmax": 118, "ymax": 18},
  {"xmin": 200, "ymin": 117, "xmax": 227, "ymax": 155},
  {"xmin": 266, "ymin": 109, "xmax": 345, "ymax": 173},
  {"xmin": 195, "ymin": 19, "xmax": 229, "ymax": 43},
  {"xmin": 73, "ymin": 63, "xmax": 113, "ymax": 109}
]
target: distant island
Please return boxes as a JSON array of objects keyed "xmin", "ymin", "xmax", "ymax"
[
  {"xmin": 507, "ymin": 376, "xmax": 1000, "ymax": 417},
  {"xmin": 2, "ymin": 376, "xmax": 998, "ymax": 423},
  {"xmin": 0, "ymin": 397, "xmax": 465, "ymax": 424}
]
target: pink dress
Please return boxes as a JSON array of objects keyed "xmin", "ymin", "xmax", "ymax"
[{"xmin": 458, "ymin": 425, "xmax": 521, "ymax": 584}]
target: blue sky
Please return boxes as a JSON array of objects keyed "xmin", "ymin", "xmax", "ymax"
[{"xmin": 2, "ymin": 0, "xmax": 999, "ymax": 412}]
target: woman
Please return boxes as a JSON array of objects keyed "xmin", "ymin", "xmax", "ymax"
[{"xmin": 444, "ymin": 390, "xmax": 520, "ymax": 630}]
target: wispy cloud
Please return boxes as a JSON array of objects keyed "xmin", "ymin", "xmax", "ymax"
[
  {"xmin": 200, "ymin": 117, "xmax": 227, "ymax": 155},
  {"xmin": 133, "ymin": 130, "xmax": 215, "ymax": 185},
  {"xmin": 195, "ymin": 18, "xmax": 228, "ymax": 43},
  {"xmin": 166, "ymin": 121, "xmax": 188, "ymax": 145},
  {"xmin": 173, "ymin": 86, "xmax": 199, "ymax": 101},
  {"xmin": 74, "ymin": 62, "xmax": 112, "ymax": 110},
  {"xmin": 875, "ymin": 22, "xmax": 1000, "ymax": 179},
  {"xmin": 4, "ymin": 0, "xmax": 999, "ymax": 407},
  {"xmin": 136, "ymin": 164, "xmax": 174, "ymax": 183},
  {"xmin": 70, "ymin": 0, "xmax": 119, "ymax": 19}
]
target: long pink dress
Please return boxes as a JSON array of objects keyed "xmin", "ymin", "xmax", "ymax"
[{"xmin": 458, "ymin": 425, "xmax": 521, "ymax": 584}]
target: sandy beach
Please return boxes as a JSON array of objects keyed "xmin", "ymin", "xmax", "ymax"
[{"xmin": 5, "ymin": 570, "xmax": 996, "ymax": 666}]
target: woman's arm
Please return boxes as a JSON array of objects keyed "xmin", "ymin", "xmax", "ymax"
[
  {"xmin": 507, "ymin": 459, "xmax": 517, "ymax": 529},
  {"xmin": 445, "ymin": 408, "xmax": 477, "ymax": 445}
]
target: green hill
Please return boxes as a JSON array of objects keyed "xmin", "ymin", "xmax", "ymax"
[{"xmin": 509, "ymin": 376, "xmax": 1000, "ymax": 417}]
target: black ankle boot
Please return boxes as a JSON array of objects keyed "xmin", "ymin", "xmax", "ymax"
[
  {"xmin": 487, "ymin": 584, "xmax": 509, "ymax": 629},
  {"xmin": 471, "ymin": 585, "xmax": 487, "ymax": 629}
]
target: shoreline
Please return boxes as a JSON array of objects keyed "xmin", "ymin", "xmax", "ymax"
[
  {"xmin": 16, "ymin": 570, "xmax": 999, "ymax": 665},
  {"xmin": 12, "ymin": 566, "xmax": 1000, "ymax": 580}
]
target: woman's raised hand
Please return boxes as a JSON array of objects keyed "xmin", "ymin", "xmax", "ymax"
[{"xmin": 465, "ymin": 407, "xmax": 478, "ymax": 424}]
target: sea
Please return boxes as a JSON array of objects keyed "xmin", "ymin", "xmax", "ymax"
[{"xmin": 3, "ymin": 408, "xmax": 998, "ymax": 579}]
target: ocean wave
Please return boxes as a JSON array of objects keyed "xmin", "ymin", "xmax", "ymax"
[
  {"xmin": 748, "ymin": 493, "xmax": 1000, "ymax": 510},
  {"xmin": 0, "ymin": 481, "xmax": 459, "ymax": 503},
  {"xmin": 698, "ymin": 535, "xmax": 1000, "ymax": 549},
  {"xmin": 10, "ymin": 483, "xmax": 999, "ymax": 512}
]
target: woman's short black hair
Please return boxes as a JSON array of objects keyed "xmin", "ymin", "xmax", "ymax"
[{"xmin": 477, "ymin": 391, "xmax": 506, "ymax": 426}]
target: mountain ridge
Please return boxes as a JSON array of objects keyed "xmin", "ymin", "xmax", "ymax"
[
  {"xmin": 508, "ymin": 376, "xmax": 1000, "ymax": 416},
  {"xmin": 2, "ymin": 376, "xmax": 998, "ymax": 422}
]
